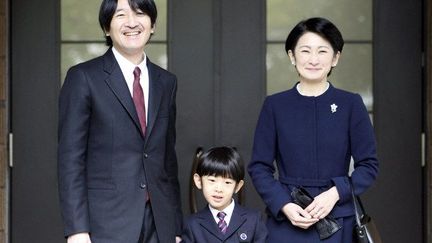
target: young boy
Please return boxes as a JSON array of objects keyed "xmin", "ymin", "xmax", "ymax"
[{"xmin": 181, "ymin": 146, "xmax": 267, "ymax": 243}]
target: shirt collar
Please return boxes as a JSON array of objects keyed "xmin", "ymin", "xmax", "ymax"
[
  {"xmin": 208, "ymin": 199, "xmax": 235, "ymax": 226},
  {"xmin": 112, "ymin": 47, "xmax": 147, "ymax": 75},
  {"xmin": 296, "ymin": 81, "xmax": 330, "ymax": 97}
]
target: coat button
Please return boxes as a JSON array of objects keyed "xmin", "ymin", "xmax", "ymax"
[
  {"xmin": 140, "ymin": 183, "xmax": 146, "ymax": 189},
  {"xmin": 143, "ymin": 153, "xmax": 148, "ymax": 158}
]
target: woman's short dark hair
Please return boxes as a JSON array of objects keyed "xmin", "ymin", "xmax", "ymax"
[
  {"xmin": 196, "ymin": 147, "xmax": 245, "ymax": 183},
  {"xmin": 285, "ymin": 17, "xmax": 344, "ymax": 55},
  {"xmin": 99, "ymin": 0, "xmax": 157, "ymax": 46}
]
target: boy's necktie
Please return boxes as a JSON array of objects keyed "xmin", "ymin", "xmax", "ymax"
[
  {"xmin": 217, "ymin": 211, "xmax": 228, "ymax": 234},
  {"xmin": 133, "ymin": 67, "xmax": 146, "ymax": 136}
]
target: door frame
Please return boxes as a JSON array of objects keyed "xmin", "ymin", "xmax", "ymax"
[
  {"xmin": 426, "ymin": 0, "xmax": 432, "ymax": 241},
  {"xmin": 5, "ymin": 0, "xmax": 427, "ymax": 242},
  {"xmin": 0, "ymin": 0, "xmax": 10, "ymax": 242}
]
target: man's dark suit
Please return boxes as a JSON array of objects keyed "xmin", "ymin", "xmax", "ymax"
[
  {"xmin": 58, "ymin": 48, "xmax": 182, "ymax": 243},
  {"xmin": 181, "ymin": 204, "xmax": 267, "ymax": 243}
]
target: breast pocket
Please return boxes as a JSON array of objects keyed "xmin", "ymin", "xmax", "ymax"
[{"xmin": 156, "ymin": 110, "xmax": 169, "ymax": 119}]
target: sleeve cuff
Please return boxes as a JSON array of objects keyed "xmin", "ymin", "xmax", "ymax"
[
  {"xmin": 331, "ymin": 176, "xmax": 351, "ymax": 203},
  {"xmin": 268, "ymin": 194, "xmax": 291, "ymax": 221}
]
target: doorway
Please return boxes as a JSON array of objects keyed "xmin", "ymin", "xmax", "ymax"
[{"xmin": 9, "ymin": 0, "xmax": 424, "ymax": 242}]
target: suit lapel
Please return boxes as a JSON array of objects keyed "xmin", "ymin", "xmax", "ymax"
[
  {"xmin": 102, "ymin": 49, "xmax": 144, "ymax": 138},
  {"xmin": 144, "ymin": 60, "xmax": 163, "ymax": 145},
  {"xmin": 222, "ymin": 204, "xmax": 247, "ymax": 241},
  {"xmin": 196, "ymin": 207, "xmax": 226, "ymax": 241},
  {"xmin": 196, "ymin": 204, "xmax": 249, "ymax": 242}
]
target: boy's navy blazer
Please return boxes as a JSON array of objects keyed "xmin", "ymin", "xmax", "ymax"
[{"xmin": 181, "ymin": 203, "xmax": 267, "ymax": 243}]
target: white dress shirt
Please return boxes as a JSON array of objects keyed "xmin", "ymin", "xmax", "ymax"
[
  {"xmin": 112, "ymin": 47, "xmax": 149, "ymax": 122},
  {"xmin": 209, "ymin": 199, "xmax": 235, "ymax": 226}
]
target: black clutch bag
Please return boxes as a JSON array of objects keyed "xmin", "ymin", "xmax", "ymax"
[{"xmin": 291, "ymin": 186, "xmax": 342, "ymax": 240}]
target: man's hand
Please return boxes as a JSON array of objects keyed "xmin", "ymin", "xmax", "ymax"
[
  {"xmin": 176, "ymin": 236, "xmax": 182, "ymax": 243},
  {"xmin": 67, "ymin": 233, "xmax": 91, "ymax": 243},
  {"xmin": 282, "ymin": 203, "xmax": 319, "ymax": 229}
]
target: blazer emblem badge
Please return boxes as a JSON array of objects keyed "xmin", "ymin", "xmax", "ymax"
[{"xmin": 239, "ymin": 232, "xmax": 248, "ymax": 241}]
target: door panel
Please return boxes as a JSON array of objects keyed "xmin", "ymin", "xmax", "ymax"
[
  {"xmin": 10, "ymin": 0, "xmax": 423, "ymax": 242},
  {"xmin": 11, "ymin": 0, "xmax": 63, "ymax": 242},
  {"xmin": 371, "ymin": 0, "xmax": 423, "ymax": 242},
  {"xmin": 170, "ymin": 0, "xmax": 267, "ymax": 214}
]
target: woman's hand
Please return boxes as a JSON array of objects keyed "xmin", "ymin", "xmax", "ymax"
[
  {"xmin": 305, "ymin": 186, "xmax": 340, "ymax": 219},
  {"xmin": 67, "ymin": 233, "xmax": 91, "ymax": 243},
  {"xmin": 282, "ymin": 203, "xmax": 319, "ymax": 229}
]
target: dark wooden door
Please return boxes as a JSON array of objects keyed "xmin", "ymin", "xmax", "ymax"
[
  {"xmin": 10, "ymin": 0, "xmax": 424, "ymax": 242},
  {"xmin": 370, "ymin": 0, "xmax": 424, "ymax": 242},
  {"xmin": 169, "ymin": 0, "xmax": 267, "ymax": 213},
  {"xmin": 10, "ymin": 0, "xmax": 63, "ymax": 242}
]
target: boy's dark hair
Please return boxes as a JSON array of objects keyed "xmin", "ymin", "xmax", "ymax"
[
  {"xmin": 196, "ymin": 146, "xmax": 244, "ymax": 183},
  {"xmin": 99, "ymin": 0, "xmax": 158, "ymax": 46}
]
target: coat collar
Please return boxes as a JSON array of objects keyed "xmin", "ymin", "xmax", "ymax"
[
  {"xmin": 196, "ymin": 203, "xmax": 248, "ymax": 241},
  {"xmin": 102, "ymin": 48, "xmax": 163, "ymax": 143}
]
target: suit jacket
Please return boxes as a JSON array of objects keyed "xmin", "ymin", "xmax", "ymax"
[
  {"xmin": 181, "ymin": 204, "xmax": 267, "ymax": 243},
  {"xmin": 58, "ymin": 48, "xmax": 182, "ymax": 243},
  {"xmin": 248, "ymin": 84, "xmax": 378, "ymax": 241}
]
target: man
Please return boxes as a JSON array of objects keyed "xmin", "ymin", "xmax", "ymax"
[{"xmin": 57, "ymin": 0, "xmax": 182, "ymax": 242}]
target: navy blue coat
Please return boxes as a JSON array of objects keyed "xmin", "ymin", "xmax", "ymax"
[
  {"xmin": 181, "ymin": 204, "xmax": 268, "ymax": 243},
  {"xmin": 248, "ymin": 83, "xmax": 379, "ymax": 242},
  {"xmin": 58, "ymin": 49, "xmax": 182, "ymax": 243}
]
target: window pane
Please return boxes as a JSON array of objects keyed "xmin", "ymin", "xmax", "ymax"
[
  {"xmin": 61, "ymin": 43, "xmax": 108, "ymax": 82},
  {"xmin": 267, "ymin": 0, "xmax": 372, "ymax": 41},
  {"xmin": 331, "ymin": 44, "xmax": 373, "ymax": 110},
  {"xmin": 266, "ymin": 43, "xmax": 373, "ymax": 111},
  {"xmin": 61, "ymin": 0, "xmax": 104, "ymax": 41},
  {"xmin": 61, "ymin": 43, "xmax": 167, "ymax": 84},
  {"xmin": 266, "ymin": 43, "xmax": 296, "ymax": 95},
  {"xmin": 152, "ymin": 0, "xmax": 167, "ymax": 41},
  {"xmin": 145, "ymin": 43, "xmax": 168, "ymax": 69},
  {"xmin": 61, "ymin": 0, "xmax": 167, "ymax": 41}
]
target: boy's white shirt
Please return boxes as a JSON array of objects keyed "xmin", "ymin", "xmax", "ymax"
[{"xmin": 208, "ymin": 199, "xmax": 235, "ymax": 226}]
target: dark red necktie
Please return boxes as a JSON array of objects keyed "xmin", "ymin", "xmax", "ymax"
[{"xmin": 133, "ymin": 67, "xmax": 146, "ymax": 136}]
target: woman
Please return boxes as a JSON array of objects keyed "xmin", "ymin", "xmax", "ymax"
[{"xmin": 248, "ymin": 17, "xmax": 378, "ymax": 242}]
